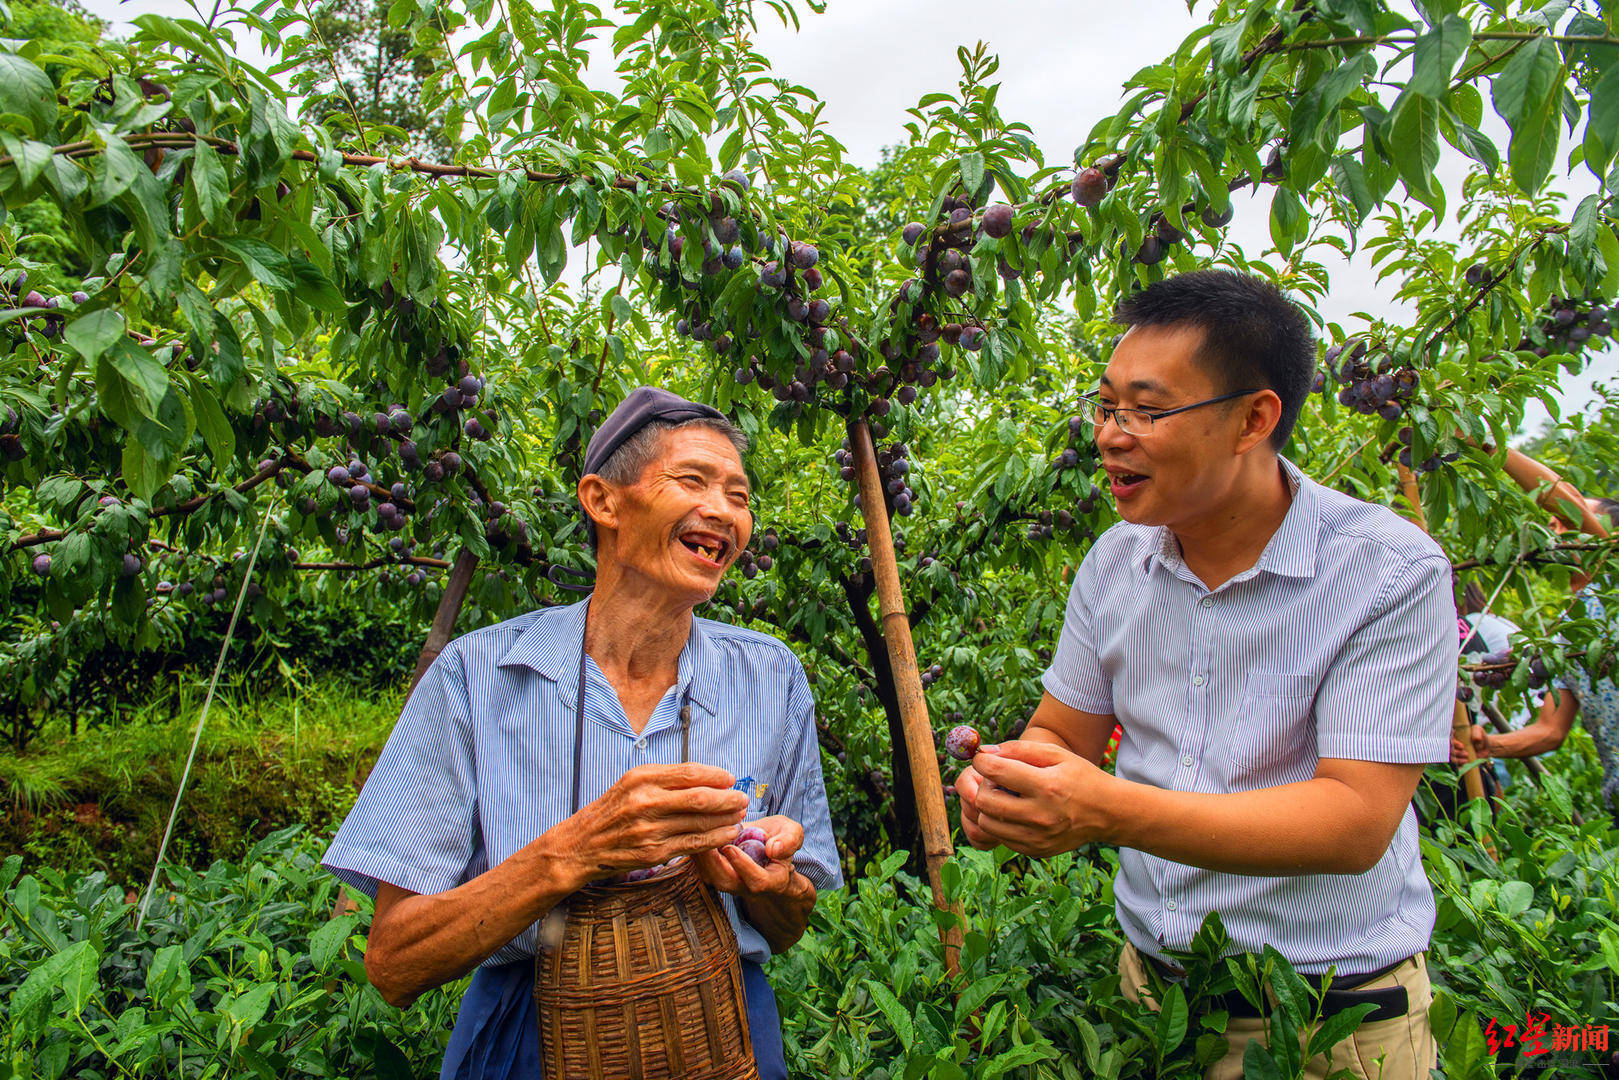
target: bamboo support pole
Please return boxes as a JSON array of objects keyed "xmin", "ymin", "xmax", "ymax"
[
  {"xmin": 1398, "ymin": 464, "xmax": 1489, "ymax": 804},
  {"xmin": 848, "ymin": 418, "xmax": 963, "ymax": 977}
]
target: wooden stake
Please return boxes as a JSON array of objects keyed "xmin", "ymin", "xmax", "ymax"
[
  {"xmin": 849, "ymin": 418, "xmax": 963, "ymax": 977},
  {"xmin": 409, "ymin": 548, "xmax": 481, "ymax": 693}
]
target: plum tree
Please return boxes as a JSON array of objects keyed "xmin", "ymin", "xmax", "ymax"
[{"xmin": 0, "ymin": 0, "xmax": 1616, "ymax": 869}]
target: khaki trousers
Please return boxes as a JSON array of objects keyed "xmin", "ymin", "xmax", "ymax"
[{"xmin": 1118, "ymin": 943, "xmax": 1438, "ymax": 1080}]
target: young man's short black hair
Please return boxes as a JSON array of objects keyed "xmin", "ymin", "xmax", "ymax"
[{"xmin": 1113, "ymin": 270, "xmax": 1316, "ymax": 449}]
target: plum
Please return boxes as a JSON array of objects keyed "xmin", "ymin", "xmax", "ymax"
[
  {"xmin": 736, "ymin": 825, "xmax": 768, "ymax": 845},
  {"xmin": 901, "ymin": 222, "xmax": 926, "ymax": 245},
  {"xmin": 121, "ymin": 553, "xmax": 143, "ymax": 577},
  {"xmin": 981, "ymin": 204, "xmax": 1014, "ymax": 239},
  {"xmin": 790, "ymin": 242, "xmax": 819, "ymax": 269},
  {"xmin": 945, "ymin": 724, "xmax": 981, "ymax": 761},
  {"xmin": 1071, "ymin": 167, "xmax": 1110, "ymax": 207},
  {"xmin": 944, "ymin": 269, "xmax": 972, "ymax": 297},
  {"xmin": 737, "ymin": 838, "xmax": 770, "ymax": 866},
  {"xmin": 31, "ymin": 553, "xmax": 51, "ymax": 577}
]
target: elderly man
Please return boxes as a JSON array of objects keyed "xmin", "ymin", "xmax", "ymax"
[
  {"xmin": 957, "ymin": 271, "xmax": 1456, "ymax": 1079},
  {"xmin": 323, "ymin": 387, "xmax": 842, "ymax": 1080}
]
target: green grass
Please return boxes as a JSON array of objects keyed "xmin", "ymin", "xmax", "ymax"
[{"xmin": 0, "ymin": 674, "xmax": 404, "ymax": 886}]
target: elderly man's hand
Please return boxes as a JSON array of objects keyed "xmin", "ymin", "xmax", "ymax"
[
  {"xmin": 563, "ymin": 763, "xmax": 748, "ymax": 880},
  {"xmin": 691, "ymin": 814, "xmax": 812, "ymax": 900},
  {"xmin": 958, "ymin": 740, "xmax": 1117, "ymax": 858}
]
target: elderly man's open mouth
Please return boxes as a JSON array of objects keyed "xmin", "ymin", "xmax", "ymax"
[{"xmin": 677, "ymin": 529, "xmax": 731, "ymax": 566}]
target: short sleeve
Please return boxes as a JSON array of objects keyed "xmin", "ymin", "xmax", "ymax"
[
  {"xmin": 322, "ymin": 647, "xmax": 480, "ymax": 898},
  {"xmin": 1041, "ymin": 564, "xmax": 1114, "ymax": 715},
  {"xmin": 1314, "ymin": 554, "xmax": 1455, "ymax": 763},
  {"xmin": 767, "ymin": 656, "xmax": 844, "ymax": 897}
]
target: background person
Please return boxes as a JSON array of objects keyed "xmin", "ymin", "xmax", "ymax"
[
  {"xmin": 955, "ymin": 270, "xmax": 1454, "ymax": 1080},
  {"xmin": 322, "ymin": 387, "xmax": 842, "ymax": 1080}
]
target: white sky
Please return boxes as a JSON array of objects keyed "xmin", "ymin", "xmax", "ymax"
[{"xmin": 76, "ymin": 0, "xmax": 1618, "ymax": 433}]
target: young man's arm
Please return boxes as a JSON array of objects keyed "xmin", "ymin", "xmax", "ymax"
[
  {"xmin": 963, "ymin": 744, "xmax": 1423, "ymax": 876},
  {"xmin": 962, "ymin": 552, "xmax": 1453, "ymax": 877}
]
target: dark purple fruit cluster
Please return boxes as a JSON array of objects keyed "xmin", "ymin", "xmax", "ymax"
[
  {"xmin": 735, "ymin": 527, "xmax": 777, "ymax": 579},
  {"xmin": 1517, "ymin": 296, "xmax": 1614, "ymax": 357},
  {"xmin": 2, "ymin": 271, "xmax": 70, "ymax": 340},
  {"xmin": 1327, "ymin": 341, "xmax": 1417, "ymax": 421},
  {"xmin": 1471, "ymin": 649, "xmax": 1516, "ymax": 689},
  {"xmin": 1394, "ymin": 425, "xmax": 1460, "ymax": 474},
  {"xmin": 1, "ymin": 404, "xmax": 23, "ymax": 462},
  {"xmin": 837, "ymin": 439, "xmax": 917, "ymax": 517}
]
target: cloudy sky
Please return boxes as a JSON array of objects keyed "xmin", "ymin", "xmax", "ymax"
[{"xmin": 75, "ymin": 0, "xmax": 1617, "ymax": 432}]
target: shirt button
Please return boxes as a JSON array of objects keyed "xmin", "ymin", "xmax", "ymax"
[
  {"xmin": 1181, "ymin": 755, "xmax": 1194, "ymax": 767},
  {"xmin": 1165, "ymin": 899, "xmax": 1178, "ymax": 911},
  {"xmin": 1192, "ymin": 674, "xmax": 1205, "ymax": 687},
  {"xmin": 1200, "ymin": 596, "xmax": 1213, "ymax": 608},
  {"xmin": 635, "ymin": 738, "xmax": 648, "ymax": 750}
]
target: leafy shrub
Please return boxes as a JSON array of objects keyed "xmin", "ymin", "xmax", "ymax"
[{"xmin": 0, "ymin": 827, "xmax": 463, "ymax": 1080}]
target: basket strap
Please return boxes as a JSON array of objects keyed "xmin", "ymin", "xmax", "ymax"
[{"xmin": 572, "ymin": 629, "xmax": 589, "ymax": 814}]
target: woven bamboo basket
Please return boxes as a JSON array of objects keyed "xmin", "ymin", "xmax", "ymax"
[{"xmin": 534, "ymin": 858, "xmax": 758, "ymax": 1080}]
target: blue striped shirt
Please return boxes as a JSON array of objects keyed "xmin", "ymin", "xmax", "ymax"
[
  {"xmin": 1041, "ymin": 458, "xmax": 1456, "ymax": 975},
  {"xmin": 323, "ymin": 597, "xmax": 844, "ymax": 967}
]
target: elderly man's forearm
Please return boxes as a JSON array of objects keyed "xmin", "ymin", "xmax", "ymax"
[
  {"xmin": 367, "ymin": 839, "xmax": 588, "ymax": 1007},
  {"xmin": 1105, "ymin": 777, "xmax": 1399, "ymax": 876}
]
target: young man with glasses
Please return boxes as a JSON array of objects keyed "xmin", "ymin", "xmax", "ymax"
[{"xmin": 956, "ymin": 270, "xmax": 1455, "ymax": 1079}]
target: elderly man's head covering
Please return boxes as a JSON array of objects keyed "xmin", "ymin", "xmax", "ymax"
[{"xmin": 583, "ymin": 387, "xmax": 726, "ymax": 478}]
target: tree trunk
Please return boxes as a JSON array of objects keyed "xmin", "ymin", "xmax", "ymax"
[{"xmin": 409, "ymin": 548, "xmax": 480, "ymax": 693}]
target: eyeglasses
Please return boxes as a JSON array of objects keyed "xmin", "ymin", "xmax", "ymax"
[{"xmin": 1079, "ymin": 389, "xmax": 1263, "ymax": 437}]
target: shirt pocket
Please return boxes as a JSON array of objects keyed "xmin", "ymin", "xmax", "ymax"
[{"xmin": 1227, "ymin": 672, "xmax": 1318, "ymax": 779}]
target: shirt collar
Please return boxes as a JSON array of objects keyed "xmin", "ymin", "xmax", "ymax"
[
  {"xmin": 1142, "ymin": 456, "xmax": 1319, "ymax": 582},
  {"xmin": 496, "ymin": 596, "xmax": 718, "ymax": 714}
]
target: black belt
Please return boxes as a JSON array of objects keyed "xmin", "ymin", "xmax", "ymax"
[{"xmin": 1140, "ymin": 949, "xmax": 1412, "ymax": 1023}]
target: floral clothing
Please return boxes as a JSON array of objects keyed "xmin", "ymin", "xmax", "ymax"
[{"xmin": 1553, "ymin": 591, "xmax": 1619, "ymax": 811}]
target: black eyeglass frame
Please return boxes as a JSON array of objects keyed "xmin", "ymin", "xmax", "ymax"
[{"xmin": 1079, "ymin": 388, "xmax": 1264, "ymax": 436}]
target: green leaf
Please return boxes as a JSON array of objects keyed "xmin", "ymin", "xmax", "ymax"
[
  {"xmin": 12, "ymin": 940, "xmax": 94, "ymax": 1019},
  {"xmin": 90, "ymin": 137, "xmax": 143, "ymax": 208},
  {"xmin": 1584, "ymin": 64, "xmax": 1619, "ymax": 180},
  {"xmin": 1305, "ymin": 1001, "xmax": 1378, "ymax": 1061},
  {"xmin": 62, "ymin": 936, "xmax": 100, "ymax": 1015},
  {"xmin": 1242, "ymin": 1038, "xmax": 1283, "ymax": 1080},
  {"xmin": 65, "ymin": 309, "xmax": 126, "ymax": 364},
  {"xmin": 1442, "ymin": 1011, "xmax": 1489, "ymax": 1078},
  {"xmin": 186, "ymin": 374, "xmax": 235, "ymax": 472},
  {"xmin": 958, "ymin": 151, "xmax": 985, "ymax": 198},
  {"xmin": 101, "ymin": 338, "xmax": 172, "ymax": 420},
  {"xmin": 1154, "ymin": 981, "xmax": 1190, "ymax": 1052},
  {"xmin": 309, "ymin": 913, "xmax": 357, "ymax": 972},
  {"xmin": 866, "ymin": 981, "xmax": 914, "ymax": 1050},
  {"xmin": 1406, "ymin": 15, "xmax": 1471, "ymax": 100},
  {"xmin": 0, "ymin": 54, "xmax": 57, "ymax": 138},
  {"xmin": 1387, "ymin": 91, "xmax": 1441, "ymax": 204},
  {"xmin": 191, "ymin": 139, "xmax": 228, "ymax": 224},
  {"xmin": 1497, "ymin": 879, "xmax": 1534, "ymax": 916},
  {"xmin": 216, "ymin": 235, "xmax": 293, "ymax": 289},
  {"xmin": 1490, "ymin": 37, "xmax": 1563, "ymax": 194},
  {"xmin": 145, "ymin": 944, "xmax": 189, "ymax": 1006},
  {"xmin": 224, "ymin": 982, "xmax": 277, "ymax": 1030}
]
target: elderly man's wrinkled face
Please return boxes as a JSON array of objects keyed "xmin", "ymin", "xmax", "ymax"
[{"xmin": 608, "ymin": 426, "xmax": 752, "ymax": 602}]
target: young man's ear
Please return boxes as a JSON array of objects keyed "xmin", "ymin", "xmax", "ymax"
[{"xmin": 1236, "ymin": 390, "xmax": 1283, "ymax": 453}]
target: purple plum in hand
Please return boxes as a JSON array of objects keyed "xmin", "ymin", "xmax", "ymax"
[
  {"xmin": 737, "ymin": 838, "xmax": 770, "ymax": 867},
  {"xmin": 945, "ymin": 725, "xmax": 981, "ymax": 761},
  {"xmin": 736, "ymin": 825, "xmax": 768, "ymax": 846}
]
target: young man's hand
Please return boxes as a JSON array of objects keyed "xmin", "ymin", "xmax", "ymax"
[{"xmin": 957, "ymin": 740, "xmax": 1118, "ymax": 857}]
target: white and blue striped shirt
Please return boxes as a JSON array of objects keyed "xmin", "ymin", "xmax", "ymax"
[
  {"xmin": 323, "ymin": 597, "xmax": 843, "ymax": 967},
  {"xmin": 1042, "ymin": 458, "xmax": 1456, "ymax": 975}
]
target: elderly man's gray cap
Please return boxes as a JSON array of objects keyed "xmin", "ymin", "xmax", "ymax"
[{"xmin": 582, "ymin": 387, "xmax": 726, "ymax": 478}]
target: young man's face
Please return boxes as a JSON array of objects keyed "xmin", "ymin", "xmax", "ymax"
[
  {"xmin": 602, "ymin": 426, "xmax": 753, "ymax": 604},
  {"xmin": 1094, "ymin": 323, "xmax": 1265, "ymax": 529}
]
